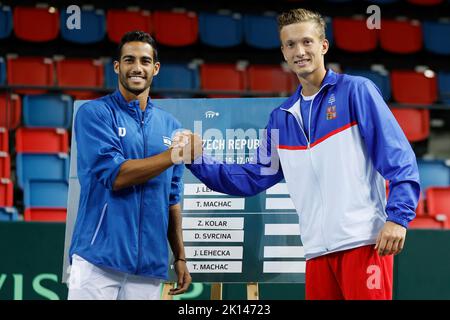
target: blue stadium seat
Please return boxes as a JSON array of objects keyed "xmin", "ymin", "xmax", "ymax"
[
  {"xmin": 16, "ymin": 154, "xmax": 69, "ymax": 189},
  {"xmin": 345, "ymin": 68, "xmax": 391, "ymax": 101},
  {"xmin": 0, "ymin": 57, "xmax": 5, "ymax": 84},
  {"xmin": 244, "ymin": 14, "xmax": 280, "ymax": 49},
  {"xmin": 24, "ymin": 180, "xmax": 68, "ymax": 208},
  {"xmin": 365, "ymin": 0, "xmax": 400, "ymax": 3},
  {"xmin": 23, "ymin": 94, "xmax": 73, "ymax": 128},
  {"xmin": 438, "ymin": 72, "xmax": 450, "ymax": 104},
  {"xmin": 199, "ymin": 12, "xmax": 243, "ymax": 47},
  {"xmin": 60, "ymin": 7, "xmax": 106, "ymax": 44},
  {"xmin": 0, "ymin": 5, "xmax": 12, "ymax": 39},
  {"xmin": 153, "ymin": 63, "xmax": 200, "ymax": 97},
  {"xmin": 0, "ymin": 207, "xmax": 18, "ymax": 221},
  {"xmin": 423, "ymin": 21, "xmax": 450, "ymax": 55},
  {"xmin": 104, "ymin": 59, "xmax": 117, "ymax": 89},
  {"xmin": 417, "ymin": 159, "xmax": 450, "ymax": 192}
]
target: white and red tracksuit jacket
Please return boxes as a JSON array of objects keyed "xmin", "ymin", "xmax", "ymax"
[{"xmin": 187, "ymin": 69, "xmax": 420, "ymax": 260}]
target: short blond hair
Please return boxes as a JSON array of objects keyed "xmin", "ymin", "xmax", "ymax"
[{"xmin": 277, "ymin": 8, "xmax": 326, "ymax": 40}]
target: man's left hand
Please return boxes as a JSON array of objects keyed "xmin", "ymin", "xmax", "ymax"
[
  {"xmin": 375, "ymin": 221, "xmax": 407, "ymax": 256},
  {"xmin": 169, "ymin": 260, "xmax": 192, "ymax": 295}
]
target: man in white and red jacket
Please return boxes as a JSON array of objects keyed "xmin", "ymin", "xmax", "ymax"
[{"xmin": 181, "ymin": 8, "xmax": 420, "ymax": 300}]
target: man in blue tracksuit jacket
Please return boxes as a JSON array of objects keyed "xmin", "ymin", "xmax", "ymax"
[
  {"xmin": 180, "ymin": 9, "xmax": 420, "ymax": 299},
  {"xmin": 68, "ymin": 31, "xmax": 192, "ymax": 299}
]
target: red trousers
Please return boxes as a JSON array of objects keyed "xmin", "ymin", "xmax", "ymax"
[{"xmin": 305, "ymin": 245, "xmax": 394, "ymax": 300}]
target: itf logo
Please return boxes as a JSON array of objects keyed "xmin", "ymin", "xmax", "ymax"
[{"xmin": 205, "ymin": 111, "xmax": 219, "ymax": 119}]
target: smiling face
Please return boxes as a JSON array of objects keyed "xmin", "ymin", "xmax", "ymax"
[
  {"xmin": 280, "ymin": 21, "xmax": 328, "ymax": 80},
  {"xmin": 114, "ymin": 41, "xmax": 160, "ymax": 96}
]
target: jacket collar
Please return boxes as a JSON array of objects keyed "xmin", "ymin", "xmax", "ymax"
[
  {"xmin": 281, "ymin": 68, "xmax": 338, "ymax": 112},
  {"xmin": 111, "ymin": 89, "xmax": 153, "ymax": 116}
]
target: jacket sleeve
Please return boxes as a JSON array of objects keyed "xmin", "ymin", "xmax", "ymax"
[
  {"xmin": 352, "ymin": 79, "xmax": 420, "ymax": 228},
  {"xmin": 169, "ymin": 122, "xmax": 185, "ymax": 206},
  {"xmin": 186, "ymin": 113, "xmax": 284, "ymax": 196},
  {"xmin": 75, "ymin": 102, "xmax": 127, "ymax": 190}
]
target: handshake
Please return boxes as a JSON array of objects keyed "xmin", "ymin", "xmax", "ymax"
[{"xmin": 169, "ymin": 130, "xmax": 203, "ymax": 164}]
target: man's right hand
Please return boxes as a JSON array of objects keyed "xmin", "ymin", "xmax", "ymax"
[{"xmin": 170, "ymin": 131, "xmax": 203, "ymax": 164}]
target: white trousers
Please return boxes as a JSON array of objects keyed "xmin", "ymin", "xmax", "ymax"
[{"xmin": 67, "ymin": 254, "xmax": 162, "ymax": 300}]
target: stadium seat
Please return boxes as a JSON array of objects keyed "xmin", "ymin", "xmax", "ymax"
[
  {"xmin": 0, "ymin": 178, "xmax": 13, "ymax": 207},
  {"xmin": 438, "ymin": 72, "xmax": 450, "ymax": 104},
  {"xmin": 0, "ymin": 93, "xmax": 21, "ymax": 129},
  {"xmin": 0, "ymin": 5, "xmax": 12, "ymax": 39},
  {"xmin": 333, "ymin": 17, "xmax": 378, "ymax": 52},
  {"xmin": 106, "ymin": 9, "xmax": 152, "ymax": 43},
  {"xmin": 56, "ymin": 58, "xmax": 104, "ymax": 99},
  {"xmin": 104, "ymin": 60, "xmax": 117, "ymax": 89},
  {"xmin": 0, "ymin": 152, "xmax": 10, "ymax": 179},
  {"xmin": 16, "ymin": 153, "xmax": 69, "ymax": 189},
  {"xmin": 24, "ymin": 180, "xmax": 68, "ymax": 208},
  {"xmin": 7, "ymin": 56, "xmax": 55, "ymax": 94},
  {"xmin": 346, "ymin": 68, "xmax": 391, "ymax": 101},
  {"xmin": 16, "ymin": 128, "xmax": 69, "ymax": 153},
  {"xmin": 199, "ymin": 12, "xmax": 243, "ymax": 47},
  {"xmin": 247, "ymin": 65, "xmax": 296, "ymax": 94},
  {"xmin": 417, "ymin": 159, "xmax": 450, "ymax": 192},
  {"xmin": 0, "ymin": 207, "xmax": 18, "ymax": 221},
  {"xmin": 22, "ymin": 94, "xmax": 73, "ymax": 128},
  {"xmin": 391, "ymin": 70, "xmax": 438, "ymax": 104},
  {"xmin": 391, "ymin": 108, "xmax": 430, "ymax": 142},
  {"xmin": 416, "ymin": 194, "xmax": 426, "ymax": 216},
  {"xmin": 366, "ymin": 0, "xmax": 399, "ymax": 3},
  {"xmin": 153, "ymin": 11, "xmax": 198, "ymax": 46},
  {"xmin": 426, "ymin": 187, "xmax": 450, "ymax": 222},
  {"xmin": 407, "ymin": 0, "xmax": 443, "ymax": 5},
  {"xmin": 153, "ymin": 63, "xmax": 199, "ymax": 97},
  {"xmin": 60, "ymin": 7, "xmax": 106, "ymax": 43},
  {"xmin": 13, "ymin": 6, "xmax": 59, "ymax": 42},
  {"xmin": 200, "ymin": 63, "xmax": 246, "ymax": 97},
  {"xmin": 0, "ymin": 57, "xmax": 5, "ymax": 84},
  {"xmin": 0, "ymin": 127, "xmax": 7, "ymax": 152},
  {"xmin": 380, "ymin": 19, "xmax": 422, "ymax": 54},
  {"xmin": 243, "ymin": 14, "xmax": 280, "ymax": 49},
  {"xmin": 423, "ymin": 21, "xmax": 450, "ymax": 55},
  {"xmin": 409, "ymin": 216, "xmax": 445, "ymax": 229},
  {"xmin": 24, "ymin": 207, "xmax": 67, "ymax": 222}
]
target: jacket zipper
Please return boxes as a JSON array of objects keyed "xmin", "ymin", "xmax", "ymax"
[
  {"xmin": 283, "ymin": 83, "xmax": 331, "ymax": 251},
  {"xmin": 136, "ymin": 109, "xmax": 146, "ymax": 274}
]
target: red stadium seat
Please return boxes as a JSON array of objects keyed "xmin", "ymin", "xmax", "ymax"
[
  {"xmin": 201, "ymin": 63, "xmax": 246, "ymax": 97},
  {"xmin": 0, "ymin": 93, "xmax": 21, "ymax": 129},
  {"xmin": 0, "ymin": 152, "xmax": 10, "ymax": 179},
  {"xmin": 13, "ymin": 6, "xmax": 59, "ymax": 42},
  {"xmin": 391, "ymin": 70, "xmax": 438, "ymax": 104},
  {"xmin": 7, "ymin": 56, "xmax": 54, "ymax": 94},
  {"xmin": 380, "ymin": 19, "xmax": 422, "ymax": 54},
  {"xmin": 0, "ymin": 128, "xmax": 8, "ymax": 152},
  {"xmin": 415, "ymin": 194, "xmax": 426, "ymax": 216},
  {"xmin": 407, "ymin": 0, "xmax": 443, "ymax": 5},
  {"xmin": 426, "ymin": 187, "xmax": 450, "ymax": 222},
  {"xmin": 153, "ymin": 11, "xmax": 198, "ymax": 46},
  {"xmin": 248, "ymin": 65, "xmax": 296, "ymax": 94},
  {"xmin": 391, "ymin": 108, "xmax": 430, "ymax": 142},
  {"xmin": 56, "ymin": 58, "xmax": 104, "ymax": 99},
  {"xmin": 409, "ymin": 216, "xmax": 445, "ymax": 229},
  {"xmin": 106, "ymin": 9, "xmax": 152, "ymax": 43},
  {"xmin": 0, "ymin": 178, "xmax": 13, "ymax": 206},
  {"xmin": 333, "ymin": 17, "xmax": 378, "ymax": 52},
  {"xmin": 16, "ymin": 128, "xmax": 69, "ymax": 153},
  {"xmin": 24, "ymin": 208, "xmax": 67, "ymax": 222}
]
